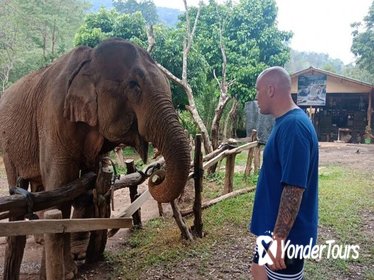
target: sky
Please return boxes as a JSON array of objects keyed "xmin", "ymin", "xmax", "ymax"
[{"xmin": 152, "ymin": 0, "xmax": 372, "ymax": 65}]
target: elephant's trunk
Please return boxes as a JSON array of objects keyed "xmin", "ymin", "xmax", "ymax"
[{"xmin": 143, "ymin": 97, "xmax": 191, "ymax": 203}]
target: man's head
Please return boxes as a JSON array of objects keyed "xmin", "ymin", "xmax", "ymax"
[{"xmin": 255, "ymin": 66, "xmax": 292, "ymax": 116}]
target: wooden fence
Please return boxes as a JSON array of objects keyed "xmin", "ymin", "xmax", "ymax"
[
  {"xmin": 0, "ymin": 134, "xmax": 261, "ymax": 279},
  {"xmin": 177, "ymin": 134, "xmax": 261, "ymax": 219},
  {"xmin": 0, "ymin": 158, "xmax": 163, "ymax": 280}
]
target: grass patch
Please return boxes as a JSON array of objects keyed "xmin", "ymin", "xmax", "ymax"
[
  {"xmin": 106, "ymin": 165, "xmax": 373, "ymax": 279},
  {"xmin": 109, "ymin": 183, "xmax": 256, "ymax": 279},
  {"xmin": 304, "ymin": 166, "xmax": 374, "ymax": 279}
]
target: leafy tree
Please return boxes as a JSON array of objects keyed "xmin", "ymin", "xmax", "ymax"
[
  {"xmin": 177, "ymin": 0, "xmax": 291, "ymax": 147},
  {"xmin": 343, "ymin": 64, "xmax": 374, "ymax": 84},
  {"xmin": 351, "ymin": 1, "xmax": 374, "ymax": 74},
  {"xmin": 186, "ymin": 0, "xmax": 291, "ymax": 104},
  {"xmin": 74, "ymin": 8, "xmax": 148, "ymax": 49},
  {"xmin": 0, "ymin": 0, "xmax": 88, "ymax": 91}
]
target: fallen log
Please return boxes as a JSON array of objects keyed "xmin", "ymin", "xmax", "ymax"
[{"xmin": 180, "ymin": 187, "xmax": 255, "ymax": 217}]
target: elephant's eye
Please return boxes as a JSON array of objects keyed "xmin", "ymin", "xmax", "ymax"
[{"xmin": 129, "ymin": 80, "xmax": 140, "ymax": 90}]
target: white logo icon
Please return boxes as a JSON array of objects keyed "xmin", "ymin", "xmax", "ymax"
[{"xmin": 256, "ymin": 235, "xmax": 277, "ymax": 266}]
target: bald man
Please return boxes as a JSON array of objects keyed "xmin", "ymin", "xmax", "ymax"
[{"xmin": 249, "ymin": 67, "xmax": 319, "ymax": 280}]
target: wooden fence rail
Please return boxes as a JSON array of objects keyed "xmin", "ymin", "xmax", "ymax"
[
  {"xmin": 0, "ymin": 217, "xmax": 132, "ymax": 237},
  {"xmin": 0, "ymin": 160, "xmax": 165, "ymax": 221},
  {"xmin": 179, "ymin": 138, "xmax": 260, "ymax": 217}
]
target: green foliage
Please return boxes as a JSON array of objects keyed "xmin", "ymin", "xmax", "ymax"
[
  {"xmin": 178, "ymin": 110, "xmax": 198, "ymax": 136},
  {"xmin": 74, "ymin": 8, "xmax": 147, "ymax": 48},
  {"xmin": 343, "ymin": 64, "xmax": 374, "ymax": 84},
  {"xmin": 351, "ymin": 1, "xmax": 374, "ymax": 74},
  {"xmin": 195, "ymin": 80, "xmax": 220, "ymax": 130},
  {"xmin": 74, "ymin": 27, "xmax": 108, "ymax": 47},
  {"xmin": 184, "ymin": 0, "xmax": 292, "ymax": 104},
  {"xmin": 0, "ymin": 0, "xmax": 88, "ymax": 90}
]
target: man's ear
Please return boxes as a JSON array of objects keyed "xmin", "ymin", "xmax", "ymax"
[{"xmin": 267, "ymin": 85, "xmax": 275, "ymax": 98}]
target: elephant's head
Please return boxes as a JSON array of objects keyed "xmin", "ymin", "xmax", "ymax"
[{"xmin": 64, "ymin": 38, "xmax": 191, "ymax": 203}]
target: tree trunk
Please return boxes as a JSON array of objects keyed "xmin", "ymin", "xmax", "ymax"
[
  {"xmin": 224, "ymin": 98, "xmax": 239, "ymax": 139},
  {"xmin": 211, "ymin": 19, "xmax": 232, "ymax": 151},
  {"xmin": 156, "ymin": 1, "xmax": 213, "ymax": 156},
  {"xmin": 211, "ymin": 94, "xmax": 231, "ymax": 151}
]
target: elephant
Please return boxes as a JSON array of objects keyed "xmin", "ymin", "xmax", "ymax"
[{"xmin": 0, "ymin": 38, "xmax": 191, "ymax": 279}]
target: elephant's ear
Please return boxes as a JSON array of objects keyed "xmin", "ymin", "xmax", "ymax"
[{"xmin": 64, "ymin": 60, "xmax": 97, "ymax": 127}]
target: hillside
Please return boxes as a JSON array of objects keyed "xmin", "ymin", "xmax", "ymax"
[{"xmin": 88, "ymin": 0, "xmax": 182, "ymax": 26}]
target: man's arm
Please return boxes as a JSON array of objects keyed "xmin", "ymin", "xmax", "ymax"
[{"xmin": 269, "ymin": 185, "xmax": 304, "ymax": 270}]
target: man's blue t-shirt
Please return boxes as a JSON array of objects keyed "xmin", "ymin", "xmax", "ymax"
[{"xmin": 250, "ymin": 108, "xmax": 319, "ymax": 246}]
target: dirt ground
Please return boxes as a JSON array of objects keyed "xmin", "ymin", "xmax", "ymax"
[{"xmin": 0, "ymin": 142, "xmax": 373, "ymax": 279}]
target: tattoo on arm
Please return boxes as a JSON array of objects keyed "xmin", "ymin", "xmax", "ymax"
[{"xmin": 273, "ymin": 185, "xmax": 304, "ymax": 239}]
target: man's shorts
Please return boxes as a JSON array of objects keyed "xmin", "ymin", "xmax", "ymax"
[{"xmin": 253, "ymin": 245, "xmax": 304, "ymax": 280}]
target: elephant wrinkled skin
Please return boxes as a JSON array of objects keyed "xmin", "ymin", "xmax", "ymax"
[{"xmin": 0, "ymin": 38, "xmax": 191, "ymax": 279}]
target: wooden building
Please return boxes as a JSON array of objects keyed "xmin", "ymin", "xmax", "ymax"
[{"xmin": 291, "ymin": 67, "xmax": 374, "ymax": 143}]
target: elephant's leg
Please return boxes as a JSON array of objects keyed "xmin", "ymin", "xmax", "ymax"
[
  {"xmin": 3, "ymin": 154, "xmax": 26, "ymax": 280},
  {"xmin": 40, "ymin": 159, "xmax": 80, "ymax": 280},
  {"xmin": 3, "ymin": 219, "xmax": 26, "ymax": 280}
]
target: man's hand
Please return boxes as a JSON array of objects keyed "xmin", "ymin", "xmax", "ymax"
[{"xmin": 267, "ymin": 236, "xmax": 286, "ymax": 271}]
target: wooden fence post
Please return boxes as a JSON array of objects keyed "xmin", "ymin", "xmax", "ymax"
[
  {"xmin": 245, "ymin": 130, "xmax": 257, "ymax": 176},
  {"xmin": 254, "ymin": 144, "xmax": 261, "ymax": 173},
  {"xmin": 44, "ymin": 209, "xmax": 64, "ymax": 280},
  {"xmin": 126, "ymin": 159, "xmax": 142, "ymax": 228},
  {"xmin": 86, "ymin": 158, "xmax": 112, "ymax": 263},
  {"xmin": 223, "ymin": 153, "xmax": 236, "ymax": 194},
  {"xmin": 192, "ymin": 134, "xmax": 203, "ymax": 238}
]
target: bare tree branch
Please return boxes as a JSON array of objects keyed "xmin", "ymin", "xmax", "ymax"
[
  {"xmin": 146, "ymin": 25, "xmax": 155, "ymax": 53},
  {"xmin": 157, "ymin": 62, "xmax": 184, "ymax": 89}
]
